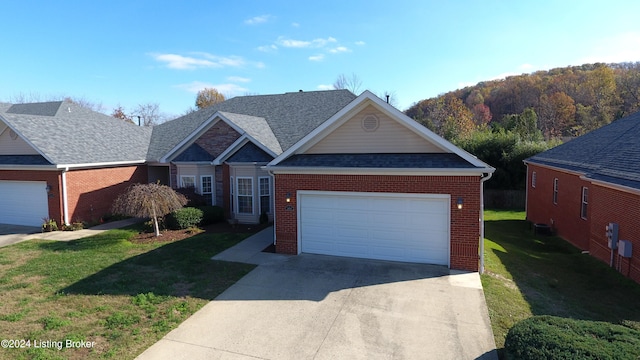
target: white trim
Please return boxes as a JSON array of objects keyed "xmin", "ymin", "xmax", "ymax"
[
  {"xmin": 296, "ymin": 190, "xmax": 451, "ymax": 266},
  {"xmin": 258, "ymin": 176, "xmax": 271, "ymax": 215},
  {"xmin": 0, "ymin": 165, "xmax": 59, "ymax": 171},
  {"xmin": 200, "ymin": 175, "xmax": 214, "ymax": 205},
  {"xmin": 580, "ymin": 186, "xmax": 588, "ymax": 220},
  {"xmin": 265, "ymin": 166, "xmax": 488, "ymax": 176},
  {"xmin": 268, "ymin": 91, "xmax": 494, "ymax": 172},
  {"xmin": 236, "ymin": 176, "xmax": 254, "ymax": 215}
]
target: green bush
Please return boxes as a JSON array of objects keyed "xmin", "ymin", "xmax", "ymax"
[
  {"xmin": 198, "ymin": 205, "xmax": 224, "ymax": 225},
  {"xmin": 165, "ymin": 207, "xmax": 203, "ymax": 230},
  {"xmin": 505, "ymin": 315, "xmax": 640, "ymax": 360}
]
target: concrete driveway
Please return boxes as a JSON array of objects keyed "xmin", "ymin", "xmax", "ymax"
[
  {"xmin": 0, "ymin": 224, "xmax": 40, "ymax": 247},
  {"xmin": 137, "ymin": 253, "xmax": 497, "ymax": 359}
]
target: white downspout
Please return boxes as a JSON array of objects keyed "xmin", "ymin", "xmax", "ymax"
[
  {"xmin": 479, "ymin": 172, "xmax": 493, "ymax": 274},
  {"xmin": 61, "ymin": 167, "xmax": 70, "ymax": 225}
]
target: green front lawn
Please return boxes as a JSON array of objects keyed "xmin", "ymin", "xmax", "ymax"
[
  {"xmin": 0, "ymin": 229, "xmax": 255, "ymax": 359},
  {"xmin": 482, "ymin": 210, "xmax": 640, "ymax": 356}
]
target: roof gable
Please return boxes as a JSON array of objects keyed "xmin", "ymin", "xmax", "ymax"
[
  {"xmin": 0, "ymin": 101, "xmax": 152, "ymax": 167},
  {"xmin": 527, "ymin": 111, "xmax": 640, "ymax": 189},
  {"xmin": 268, "ymin": 91, "xmax": 494, "ymax": 172}
]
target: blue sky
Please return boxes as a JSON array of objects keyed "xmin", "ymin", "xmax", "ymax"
[{"xmin": 2, "ymin": 1, "xmax": 640, "ymax": 118}]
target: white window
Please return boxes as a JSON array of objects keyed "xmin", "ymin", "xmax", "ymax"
[
  {"xmin": 553, "ymin": 178, "xmax": 558, "ymax": 204},
  {"xmin": 180, "ymin": 175, "xmax": 195, "ymax": 189},
  {"xmin": 531, "ymin": 171, "xmax": 537, "ymax": 188},
  {"xmin": 581, "ymin": 187, "xmax": 588, "ymax": 219},
  {"xmin": 237, "ymin": 177, "xmax": 253, "ymax": 214},
  {"xmin": 201, "ymin": 175, "xmax": 213, "ymax": 205},
  {"xmin": 259, "ymin": 177, "xmax": 271, "ymax": 215}
]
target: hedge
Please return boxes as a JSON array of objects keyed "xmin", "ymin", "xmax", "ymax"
[
  {"xmin": 505, "ymin": 315, "xmax": 640, "ymax": 359},
  {"xmin": 165, "ymin": 207, "xmax": 203, "ymax": 230},
  {"xmin": 199, "ymin": 205, "xmax": 224, "ymax": 225}
]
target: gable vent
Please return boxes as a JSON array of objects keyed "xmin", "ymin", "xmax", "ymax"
[{"xmin": 362, "ymin": 115, "xmax": 379, "ymax": 132}]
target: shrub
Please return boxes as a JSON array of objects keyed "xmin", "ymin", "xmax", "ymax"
[
  {"xmin": 505, "ymin": 315, "xmax": 640, "ymax": 360},
  {"xmin": 165, "ymin": 207, "xmax": 203, "ymax": 230},
  {"xmin": 199, "ymin": 205, "xmax": 224, "ymax": 225},
  {"xmin": 175, "ymin": 187, "xmax": 207, "ymax": 207}
]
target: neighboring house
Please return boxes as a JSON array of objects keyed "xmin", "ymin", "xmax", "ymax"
[
  {"xmin": 525, "ymin": 111, "xmax": 640, "ymax": 284},
  {"xmin": 1, "ymin": 90, "xmax": 495, "ymax": 272},
  {"xmin": 0, "ymin": 101, "xmax": 151, "ymax": 228}
]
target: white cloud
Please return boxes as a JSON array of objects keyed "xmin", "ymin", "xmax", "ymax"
[
  {"xmin": 151, "ymin": 52, "xmax": 248, "ymax": 70},
  {"xmin": 309, "ymin": 54, "xmax": 325, "ymax": 61},
  {"xmin": 355, "ymin": 41, "xmax": 365, "ymax": 46},
  {"xmin": 317, "ymin": 84, "xmax": 333, "ymax": 90},
  {"xmin": 291, "ymin": 22, "xmax": 300, "ymax": 27},
  {"xmin": 329, "ymin": 46, "xmax": 350, "ymax": 54},
  {"xmin": 175, "ymin": 81, "xmax": 249, "ymax": 95},
  {"xmin": 227, "ymin": 76, "xmax": 251, "ymax": 83},
  {"xmin": 151, "ymin": 54, "xmax": 218, "ymax": 70},
  {"xmin": 257, "ymin": 44, "xmax": 278, "ymax": 52},
  {"xmin": 519, "ymin": 63, "xmax": 534, "ymax": 70},
  {"xmin": 244, "ymin": 15, "xmax": 272, "ymax": 25},
  {"xmin": 276, "ymin": 36, "xmax": 337, "ymax": 48}
]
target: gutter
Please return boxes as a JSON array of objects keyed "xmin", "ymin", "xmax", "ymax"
[
  {"xmin": 263, "ymin": 166, "xmax": 493, "ymax": 176},
  {"xmin": 479, "ymin": 172, "xmax": 493, "ymax": 274}
]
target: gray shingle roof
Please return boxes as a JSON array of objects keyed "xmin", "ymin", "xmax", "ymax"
[
  {"xmin": 527, "ymin": 111, "xmax": 640, "ymax": 189},
  {"xmin": 277, "ymin": 153, "xmax": 480, "ymax": 168},
  {"xmin": 0, "ymin": 101, "xmax": 152, "ymax": 165},
  {"xmin": 148, "ymin": 90, "xmax": 356, "ymax": 161}
]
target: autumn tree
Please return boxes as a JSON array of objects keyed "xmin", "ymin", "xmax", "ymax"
[
  {"xmin": 111, "ymin": 106, "xmax": 134, "ymax": 124},
  {"xmin": 111, "ymin": 183, "xmax": 187, "ymax": 237},
  {"xmin": 196, "ymin": 88, "xmax": 226, "ymax": 109},
  {"xmin": 538, "ymin": 92, "xmax": 576, "ymax": 138},
  {"xmin": 333, "ymin": 73, "xmax": 363, "ymax": 94},
  {"xmin": 501, "ymin": 108, "xmax": 543, "ymax": 142}
]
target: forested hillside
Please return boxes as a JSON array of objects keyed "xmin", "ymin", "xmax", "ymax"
[{"xmin": 406, "ymin": 62, "xmax": 640, "ymax": 140}]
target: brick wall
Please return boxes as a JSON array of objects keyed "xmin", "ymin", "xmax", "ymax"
[
  {"xmin": 0, "ymin": 170, "xmax": 63, "ymax": 224},
  {"xmin": 65, "ymin": 165, "xmax": 148, "ymax": 223},
  {"xmin": 527, "ymin": 164, "xmax": 640, "ymax": 285},
  {"xmin": 589, "ymin": 185, "xmax": 640, "ymax": 284},
  {"xmin": 274, "ymin": 174, "xmax": 482, "ymax": 271},
  {"xmin": 526, "ymin": 164, "xmax": 591, "ymax": 250},
  {"xmin": 194, "ymin": 120, "xmax": 241, "ymax": 158}
]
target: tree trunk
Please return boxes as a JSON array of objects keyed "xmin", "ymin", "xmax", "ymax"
[{"xmin": 152, "ymin": 202, "xmax": 161, "ymax": 237}]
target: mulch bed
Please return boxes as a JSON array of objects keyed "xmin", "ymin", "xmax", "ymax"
[{"xmin": 130, "ymin": 221, "xmax": 272, "ymax": 244}]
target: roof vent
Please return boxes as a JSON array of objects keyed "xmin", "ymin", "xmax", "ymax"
[{"xmin": 362, "ymin": 114, "xmax": 379, "ymax": 132}]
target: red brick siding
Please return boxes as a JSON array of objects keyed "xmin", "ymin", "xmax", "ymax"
[
  {"xmin": 194, "ymin": 121, "xmax": 241, "ymax": 158},
  {"xmin": 65, "ymin": 166, "xmax": 148, "ymax": 223},
  {"xmin": 274, "ymin": 174, "xmax": 482, "ymax": 271},
  {"xmin": 527, "ymin": 164, "xmax": 640, "ymax": 285},
  {"xmin": 526, "ymin": 164, "xmax": 591, "ymax": 250},
  {"xmin": 0, "ymin": 170, "xmax": 63, "ymax": 224},
  {"xmin": 589, "ymin": 185, "xmax": 640, "ymax": 284}
]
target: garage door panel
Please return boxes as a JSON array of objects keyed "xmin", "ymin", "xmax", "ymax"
[
  {"xmin": 300, "ymin": 192, "xmax": 449, "ymax": 266},
  {"xmin": 0, "ymin": 181, "xmax": 49, "ymax": 226}
]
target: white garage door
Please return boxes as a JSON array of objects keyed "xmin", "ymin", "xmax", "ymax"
[
  {"xmin": 0, "ymin": 180, "xmax": 49, "ymax": 226},
  {"xmin": 299, "ymin": 191, "xmax": 450, "ymax": 265}
]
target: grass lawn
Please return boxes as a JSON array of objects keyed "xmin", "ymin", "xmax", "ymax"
[
  {"xmin": 482, "ymin": 210, "xmax": 640, "ymax": 356},
  {"xmin": 0, "ymin": 228, "xmax": 256, "ymax": 359}
]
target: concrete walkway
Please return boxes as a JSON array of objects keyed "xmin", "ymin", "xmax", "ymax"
[
  {"xmin": 138, "ymin": 228, "xmax": 498, "ymax": 360},
  {"xmin": 0, "ymin": 218, "xmax": 143, "ymax": 247}
]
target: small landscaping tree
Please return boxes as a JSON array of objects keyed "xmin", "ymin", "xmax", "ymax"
[{"xmin": 111, "ymin": 183, "xmax": 188, "ymax": 237}]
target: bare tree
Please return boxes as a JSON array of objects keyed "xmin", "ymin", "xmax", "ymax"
[
  {"xmin": 7, "ymin": 93, "xmax": 104, "ymax": 112},
  {"xmin": 111, "ymin": 106, "xmax": 134, "ymax": 124},
  {"xmin": 65, "ymin": 96, "xmax": 105, "ymax": 113},
  {"xmin": 377, "ymin": 90, "xmax": 399, "ymax": 108},
  {"xmin": 196, "ymin": 88, "xmax": 226, "ymax": 109},
  {"xmin": 111, "ymin": 183, "xmax": 188, "ymax": 237},
  {"xmin": 133, "ymin": 102, "xmax": 169, "ymax": 126},
  {"xmin": 333, "ymin": 73, "xmax": 363, "ymax": 94}
]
